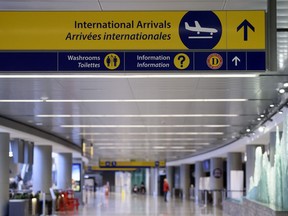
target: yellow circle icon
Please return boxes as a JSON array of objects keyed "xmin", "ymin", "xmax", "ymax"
[
  {"xmin": 174, "ymin": 53, "xmax": 190, "ymax": 70},
  {"xmin": 104, "ymin": 53, "xmax": 120, "ymax": 70},
  {"xmin": 206, "ymin": 53, "xmax": 223, "ymax": 69}
]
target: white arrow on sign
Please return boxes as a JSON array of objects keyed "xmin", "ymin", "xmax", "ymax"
[{"xmin": 232, "ymin": 56, "xmax": 241, "ymax": 66}]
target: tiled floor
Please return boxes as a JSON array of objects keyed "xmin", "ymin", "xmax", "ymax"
[{"xmin": 57, "ymin": 191, "xmax": 228, "ymax": 216}]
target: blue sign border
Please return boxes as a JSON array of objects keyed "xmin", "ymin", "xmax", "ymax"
[{"xmin": 0, "ymin": 51, "xmax": 266, "ymax": 72}]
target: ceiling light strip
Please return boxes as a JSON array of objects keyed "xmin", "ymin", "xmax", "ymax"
[
  {"xmin": 170, "ymin": 146, "xmax": 186, "ymax": 149},
  {"xmin": 93, "ymin": 143, "xmax": 210, "ymax": 146},
  {"xmin": 80, "ymin": 132, "xmax": 224, "ymax": 135},
  {"xmin": 49, "ymin": 99, "xmax": 248, "ymax": 102},
  {"xmin": 90, "ymin": 138, "xmax": 212, "ymax": 141},
  {"xmin": 97, "ymin": 147, "xmax": 196, "ymax": 152},
  {"xmin": 0, "ymin": 74, "xmax": 258, "ymax": 79},
  {"xmin": 37, "ymin": 114, "xmax": 239, "ymax": 117},
  {"xmin": 0, "ymin": 99, "xmax": 248, "ymax": 103},
  {"xmin": 0, "ymin": 100, "xmax": 43, "ymax": 102},
  {"xmin": 61, "ymin": 125, "xmax": 230, "ymax": 128}
]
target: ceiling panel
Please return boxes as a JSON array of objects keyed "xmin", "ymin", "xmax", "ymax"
[
  {"xmin": 197, "ymin": 77, "xmax": 262, "ymax": 90},
  {"xmin": 100, "ymin": 0, "xmax": 224, "ymax": 2},
  {"xmin": 100, "ymin": 2, "xmax": 225, "ymax": 11},
  {"xmin": 0, "ymin": 2, "xmax": 101, "ymax": 10},
  {"xmin": 224, "ymin": 0, "xmax": 267, "ymax": 10},
  {"xmin": 136, "ymin": 101, "xmax": 269, "ymax": 114}
]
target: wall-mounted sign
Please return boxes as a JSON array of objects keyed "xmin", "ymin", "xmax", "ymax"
[
  {"xmin": 72, "ymin": 163, "xmax": 81, "ymax": 192},
  {"xmin": 213, "ymin": 168, "xmax": 223, "ymax": 179}
]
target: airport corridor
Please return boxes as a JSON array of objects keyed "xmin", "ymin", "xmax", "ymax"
[{"xmin": 57, "ymin": 192, "xmax": 228, "ymax": 216}]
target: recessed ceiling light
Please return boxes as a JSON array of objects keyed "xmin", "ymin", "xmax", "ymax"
[
  {"xmin": 258, "ymin": 126, "xmax": 266, "ymax": 132},
  {"xmin": 269, "ymin": 104, "xmax": 275, "ymax": 108},
  {"xmin": 246, "ymin": 128, "xmax": 251, "ymax": 132},
  {"xmin": 283, "ymin": 82, "xmax": 288, "ymax": 88},
  {"xmin": 279, "ymin": 110, "xmax": 283, "ymax": 114},
  {"xmin": 260, "ymin": 114, "xmax": 265, "ymax": 118},
  {"xmin": 278, "ymin": 88, "xmax": 286, "ymax": 94},
  {"xmin": 257, "ymin": 117, "xmax": 261, "ymax": 121}
]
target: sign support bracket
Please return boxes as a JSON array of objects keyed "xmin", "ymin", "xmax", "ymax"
[{"xmin": 267, "ymin": 0, "xmax": 277, "ymax": 72}]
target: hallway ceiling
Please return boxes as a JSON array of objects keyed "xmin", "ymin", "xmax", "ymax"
[{"xmin": 0, "ymin": 0, "xmax": 288, "ymax": 161}]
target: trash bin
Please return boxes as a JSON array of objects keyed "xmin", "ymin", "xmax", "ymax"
[
  {"xmin": 9, "ymin": 200, "xmax": 29, "ymax": 216},
  {"xmin": 173, "ymin": 188, "xmax": 183, "ymax": 199}
]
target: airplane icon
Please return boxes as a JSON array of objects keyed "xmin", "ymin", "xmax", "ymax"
[{"xmin": 185, "ymin": 21, "xmax": 218, "ymax": 39}]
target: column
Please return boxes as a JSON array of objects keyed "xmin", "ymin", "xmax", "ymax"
[
  {"xmin": 180, "ymin": 164, "xmax": 190, "ymax": 199},
  {"xmin": 33, "ymin": 145, "xmax": 52, "ymax": 193},
  {"xmin": 56, "ymin": 153, "xmax": 72, "ymax": 189},
  {"xmin": 269, "ymin": 131, "xmax": 282, "ymax": 167},
  {"xmin": 246, "ymin": 145, "xmax": 265, "ymax": 191},
  {"xmin": 150, "ymin": 168, "xmax": 159, "ymax": 196},
  {"xmin": 173, "ymin": 166, "xmax": 180, "ymax": 198},
  {"xmin": 166, "ymin": 166, "xmax": 173, "ymax": 198},
  {"xmin": 227, "ymin": 152, "xmax": 242, "ymax": 198},
  {"xmin": 145, "ymin": 168, "xmax": 150, "ymax": 195},
  {"xmin": 0, "ymin": 133, "xmax": 10, "ymax": 216},
  {"xmin": 174, "ymin": 166, "xmax": 180, "ymax": 189},
  {"xmin": 210, "ymin": 158, "xmax": 223, "ymax": 206},
  {"xmin": 195, "ymin": 161, "xmax": 205, "ymax": 202}
]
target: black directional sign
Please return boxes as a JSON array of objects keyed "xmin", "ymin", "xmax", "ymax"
[{"xmin": 237, "ymin": 19, "xmax": 255, "ymax": 41}]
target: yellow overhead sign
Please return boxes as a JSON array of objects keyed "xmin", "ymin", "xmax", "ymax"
[
  {"xmin": 226, "ymin": 11, "xmax": 265, "ymax": 49},
  {"xmin": 86, "ymin": 166, "xmax": 136, "ymax": 172},
  {"xmin": 99, "ymin": 160, "xmax": 166, "ymax": 168},
  {"xmin": 0, "ymin": 11, "xmax": 265, "ymax": 50}
]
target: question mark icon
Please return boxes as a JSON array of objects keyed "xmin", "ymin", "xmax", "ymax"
[
  {"xmin": 177, "ymin": 55, "xmax": 185, "ymax": 68},
  {"xmin": 174, "ymin": 53, "xmax": 190, "ymax": 70}
]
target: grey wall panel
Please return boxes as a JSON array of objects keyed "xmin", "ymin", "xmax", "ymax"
[
  {"xmin": 24, "ymin": 141, "xmax": 34, "ymax": 165},
  {"xmin": 11, "ymin": 139, "xmax": 24, "ymax": 164}
]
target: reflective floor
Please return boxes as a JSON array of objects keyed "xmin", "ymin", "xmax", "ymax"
[{"xmin": 57, "ymin": 191, "xmax": 228, "ymax": 216}]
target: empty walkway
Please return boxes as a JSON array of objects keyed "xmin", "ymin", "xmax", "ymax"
[{"xmin": 58, "ymin": 192, "xmax": 228, "ymax": 216}]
